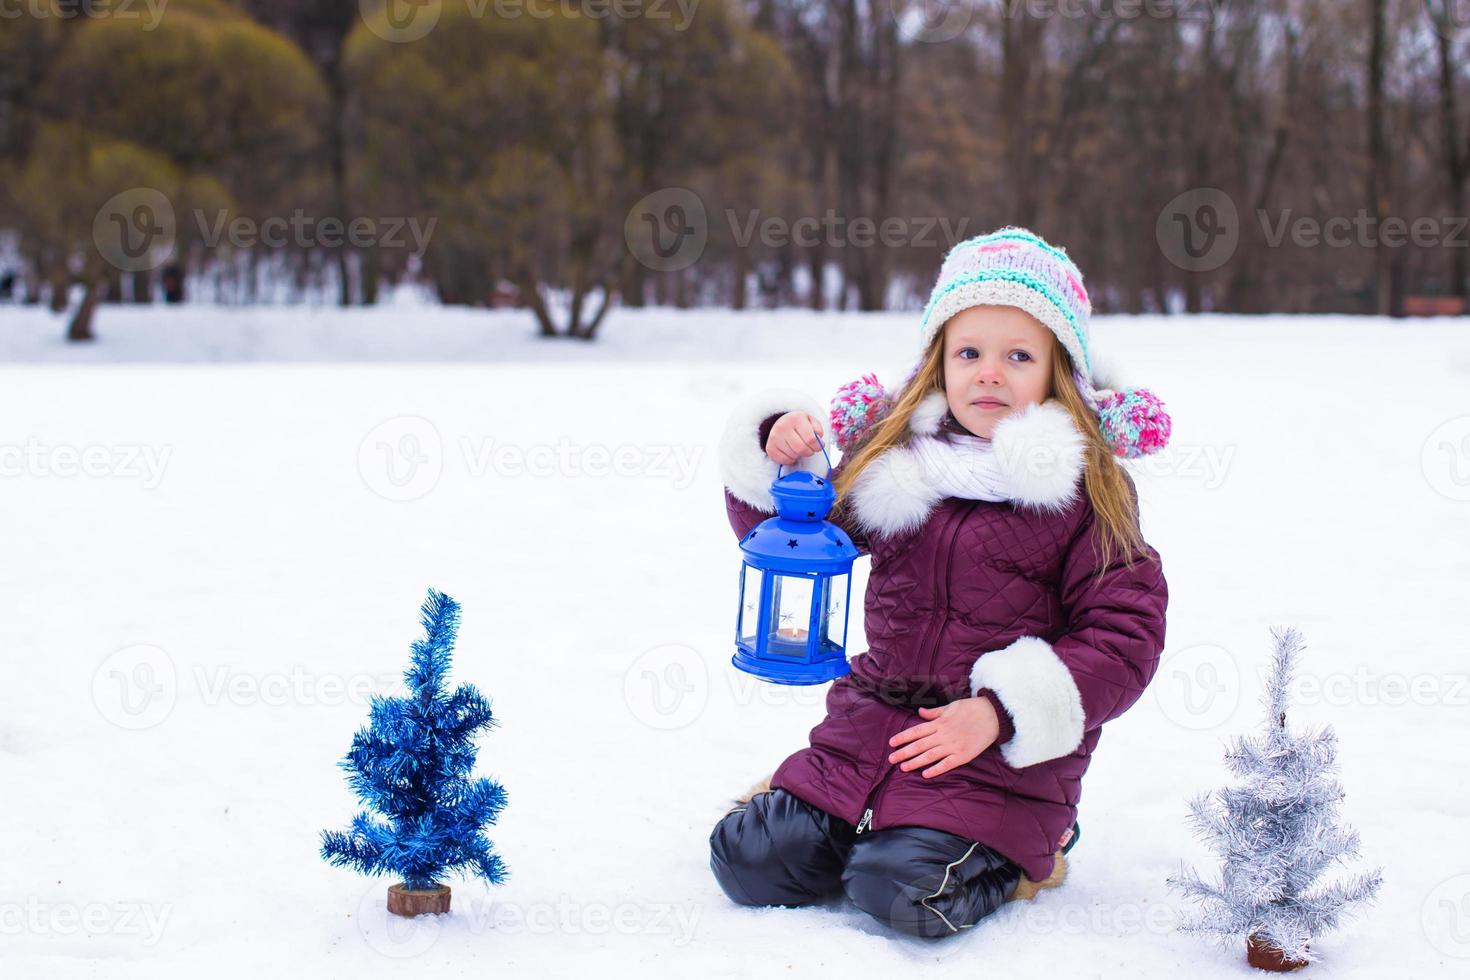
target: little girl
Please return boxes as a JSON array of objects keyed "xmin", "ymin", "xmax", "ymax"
[{"xmin": 708, "ymin": 227, "xmax": 1171, "ymax": 939}]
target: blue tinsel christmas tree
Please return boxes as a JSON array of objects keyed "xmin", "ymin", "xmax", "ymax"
[{"xmin": 320, "ymin": 589, "xmax": 509, "ymax": 891}]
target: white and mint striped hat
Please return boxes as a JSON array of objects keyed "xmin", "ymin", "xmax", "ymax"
[{"xmin": 916, "ymin": 226, "xmax": 1097, "ymax": 406}]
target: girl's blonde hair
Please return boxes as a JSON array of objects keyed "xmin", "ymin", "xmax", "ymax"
[{"xmin": 831, "ymin": 327, "xmax": 1146, "ymax": 572}]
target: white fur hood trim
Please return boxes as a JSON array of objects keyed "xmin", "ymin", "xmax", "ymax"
[
  {"xmin": 847, "ymin": 398, "xmax": 1086, "ymax": 538},
  {"xmin": 988, "ymin": 400, "xmax": 1088, "ymax": 513},
  {"xmin": 718, "ymin": 388, "xmax": 828, "ymax": 512}
]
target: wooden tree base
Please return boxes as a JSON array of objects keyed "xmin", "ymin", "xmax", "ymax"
[
  {"xmin": 1247, "ymin": 933, "xmax": 1310, "ymax": 972},
  {"xmin": 387, "ymin": 884, "xmax": 451, "ymax": 917}
]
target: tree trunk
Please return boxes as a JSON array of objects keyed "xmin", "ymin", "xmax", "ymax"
[
  {"xmin": 732, "ymin": 246, "xmax": 749, "ymax": 310},
  {"xmin": 621, "ymin": 254, "xmax": 646, "ymax": 308},
  {"xmin": 1367, "ymin": 0, "xmax": 1391, "ymax": 315},
  {"xmin": 48, "ymin": 266, "xmax": 69, "ymax": 313},
  {"xmin": 517, "ymin": 274, "xmax": 559, "ymax": 337},
  {"xmin": 336, "ymin": 249, "xmax": 352, "ymax": 307},
  {"xmin": 130, "ymin": 270, "xmax": 152, "ymax": 304},
  {"xmin": 806, "ymin": 245, "xmax": 826, "ymax": 310},
  {"xmin": 1435, "ymin": 2, "xmax": 1469, "ymax": 298},
  {"xmin": 573, "ymin": 285, "xmax": 613, "ymax": 341},
  {"xmin": 362, "ymin": 247, "xmax": 380, "ymax": 305},
  {"xmin": 68, "ymin": 280, "xmax": 100, "ymax": 342},
  {"xmin": 1001, "ymin": 13, "xmax": 1047, "ymax": 229},
  {"xmin": 102, "ymin": 266, "xmax": 122, "ymax": 304}
]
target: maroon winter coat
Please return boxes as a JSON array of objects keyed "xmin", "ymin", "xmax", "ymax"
[{"xmin": 717, "ymin": 387, "xmax": 1169, "ymax": 883}]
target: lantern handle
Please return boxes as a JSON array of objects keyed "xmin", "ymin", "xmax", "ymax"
[{"xmin": 775, "ymin": 434, "xmax": 835, "ymax": 482}]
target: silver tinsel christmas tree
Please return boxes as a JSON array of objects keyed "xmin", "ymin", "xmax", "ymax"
[{"xmin": 1167, "ymin": 627, "xmax": 1382, "ymax": 967}]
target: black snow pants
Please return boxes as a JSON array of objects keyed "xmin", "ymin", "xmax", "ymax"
[{"xmin": 709, "ymin": 788, "xmax": 1023, "ymax": 939}]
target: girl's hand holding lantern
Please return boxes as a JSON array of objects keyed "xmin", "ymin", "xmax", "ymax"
[{"xmin": 766, "ymin": 411, "xmax": 826, "ymax": 466}]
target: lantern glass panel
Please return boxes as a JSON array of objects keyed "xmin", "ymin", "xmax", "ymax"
[
  {"xmin": 823, "ymin": 573, "xmax": 849, "ymax": 649},
  {"xmin": 738, "ymin": 564, "xmax": 763, "ymax": 646},
  {"xmin": 770, "ymin": 573, "xmax": 814, "ymax": 656}
]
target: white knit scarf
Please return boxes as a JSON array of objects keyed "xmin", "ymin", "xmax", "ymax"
[{"xmin": 904, "ymin": 431, "xmax": 1014, "ymax": 502}]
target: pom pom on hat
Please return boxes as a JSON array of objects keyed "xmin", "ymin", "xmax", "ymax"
[
  {"xmin": 830, "ymin": 373, "xmax": 893, "ymax": 452},
  {"xmin": 1095, "ymin": 388, "xmax": 1171, "ymax": 459}
]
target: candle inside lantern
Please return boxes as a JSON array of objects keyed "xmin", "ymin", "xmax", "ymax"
[{"xmin": 776, "ymin": 627, "xmax": 808, "ymax": 640}]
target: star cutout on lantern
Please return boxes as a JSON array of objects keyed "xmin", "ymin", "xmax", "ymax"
[
  {"xmin": 814, "ymin": 478, "xmax": 825, "ymax": 486},
  {"xmin": 806, "ymin": 510, "xmax": 816, "ymax": 518},
  {"xmin": 787, "ymin": 538, "xmax": 799, "ymax": 548}
]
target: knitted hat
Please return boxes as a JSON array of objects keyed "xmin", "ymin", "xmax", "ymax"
[{"xmin": 831, "ymin": 226, "xmax": 1171, "ymax": 459}]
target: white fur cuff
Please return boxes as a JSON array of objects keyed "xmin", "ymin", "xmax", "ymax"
[
  {"xmin": 969, "ymin": 636, "xmax": 1086, "ymax": 768},
  {"xmin": 989, "ymin": 400, "xmax": 1085, "ymax": 512},
  {"xmin": 718, "ymin": 388, "xmax": 828, "ymax": 512}
]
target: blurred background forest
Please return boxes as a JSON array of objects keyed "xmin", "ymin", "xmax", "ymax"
[{"xmin": 2, "ymin": 0, "xmax": 1469, "ymax": 340}]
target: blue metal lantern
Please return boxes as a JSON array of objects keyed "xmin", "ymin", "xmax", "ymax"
[{"xmin": 733, "ymin": 438, "xmax": 860, "ymax": 685}]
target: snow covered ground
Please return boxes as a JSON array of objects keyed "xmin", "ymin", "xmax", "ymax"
[{"xmin": 2, "ymin": 304, "xmax": 1467, "ymax": 977}]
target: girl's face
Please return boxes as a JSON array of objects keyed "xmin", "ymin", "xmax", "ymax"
[{"xmin": 941, "ymin": 305, "xmax": 1054, "ymax": 438}]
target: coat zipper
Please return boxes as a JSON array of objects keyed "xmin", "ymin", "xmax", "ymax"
[{"xmin": 855, "ymin": 500, "xmax": 978, "ymax": 838}]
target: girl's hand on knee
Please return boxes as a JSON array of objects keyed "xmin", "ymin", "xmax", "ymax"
[
  {"xmin": 766, "ymin": 411, "xmax": 826, "ymax": 467},
  {"xmin": 887, "ymin": 698, "xmax": 1000, "ymax": 778}
]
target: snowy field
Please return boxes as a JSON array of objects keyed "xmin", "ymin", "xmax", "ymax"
[{"xmin": 2, "ymin": 304, "xmax": 1468, "ymax": 977}]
